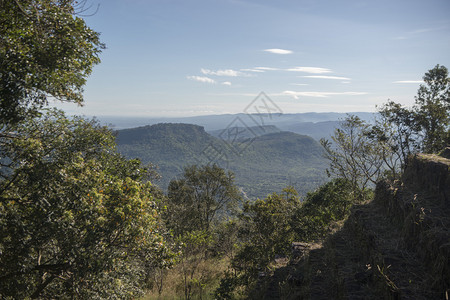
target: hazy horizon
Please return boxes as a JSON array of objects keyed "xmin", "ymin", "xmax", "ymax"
[{"xmin": 78, "ymin": 110, "xmax": 374, "ymax": 119}]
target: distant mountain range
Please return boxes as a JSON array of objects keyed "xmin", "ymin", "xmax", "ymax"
[
  {"xmin": 102, "ymin": 112, "xmax": 374, "ymax": 141},
  {"xmin": 116, "ymin": 123, "xmax": 329, "ymax": 199}
]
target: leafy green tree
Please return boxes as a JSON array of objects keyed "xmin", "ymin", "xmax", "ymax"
[
  {"xmin": 0, "ymin": 110, "xmax": 172, "ymax": 299},
  {"xmin": 370, "ymin": 101, "xmax": 420, "ymax": 176},
  {"xmin": 322, "ymin": 65, "xmax": 449, "ymax": 188},
  {"xmin": 176, "ymin": 230, "xmax": 213, "ymax": 300},
  {"xmin": 165, "ymin": 164, "xmax": 241, "ymax": 235},
  {"xmin": 159, "ymin": 165, "xmax": 240, "ymax": 298},
  {"xmin": 210, "ymin": 220, "xmax": 240, "ymax": 259},
  {"xmin": 414, "ymin": 64, "xmax": 450, "ymax": 153},
  {"xmin": 320, "ymin": 115, "xmax": 385, "ymax": 195},
  {"xmin": 215, "ymin": 181, "xmax": 359, "ymax": 298},
  {"xmin": 232, "ymin": 187, "xmax": 300, "ymax": 280},
  {"xmin": 0, "ymin": 0, "xmax": 104, "ymax": 123},
  {"xmin": 292, "ymin": 178, "xmax": 356, "ymax": 241},
  {"xmin": 370, "ymin": 65, "xmax": 450, "ymax": 175}
]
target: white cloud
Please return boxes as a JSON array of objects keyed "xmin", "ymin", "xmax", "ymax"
[
  {"xmin": 303, "ymin": 75, "xmax": 351, "ymax": 80},
  {"xmin": 187, "ymin": 76, "xmax": 216, "ymax": 84},
  {"xmin": 201, "ymin": 68, "xmax": 248, "ymax": 77},
  {"xmin": 393, "ymin": 80, "xmax": 423, "ymax": 84},
  {"xmin": 240, "ymin": 67, "xmax": 279, "ymax": 73},
  {"xmin": 287, "ymin": 67, "xmax": 332, "ymax": 74},
  {"xmin": 263, "ymin": 48, "xmax": 293, "ymax": 55},
  {"xmin": 282, "ymin": 91, "xmax": 367, "ymax": 99},
  {"xmin": 290, "ymin": 83, "xmax": 309, "ymax": 86},
  {"xmin": 240, "ymin": 68, "xmax": 265, "ymax": 73},
  {"xmin": 222, "ymin": 81, "xmax": 232, "ymax": 86},
  {"xmin": 254, "ymin": 67, "xmax": 280, "ymax": 71}
]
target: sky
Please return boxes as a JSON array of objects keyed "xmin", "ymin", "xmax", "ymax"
[{"xmin": 55, "ymin": 0, "xmax": 450, "ymax": 117}]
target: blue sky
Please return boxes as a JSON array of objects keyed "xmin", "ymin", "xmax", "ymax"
[{"xmin": 56, "ymin": 0, "xmax": 450, "ymax": 117}]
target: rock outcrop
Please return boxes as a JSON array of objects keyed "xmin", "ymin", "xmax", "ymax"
[{"xmin": 259, "ymin": 153, "xmax": 450, "ymax": 299}]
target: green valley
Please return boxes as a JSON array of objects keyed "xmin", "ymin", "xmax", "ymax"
[{"xmin": 116, "ymin": 123, "xmax": 328, "ymax": 199}]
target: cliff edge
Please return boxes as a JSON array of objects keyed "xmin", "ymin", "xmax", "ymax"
[{"xmin": 259, "ymin": 153, "xmax": 450, "ymax": 299}]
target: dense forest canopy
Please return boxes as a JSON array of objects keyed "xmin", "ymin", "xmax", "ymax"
[
  {"xmin": 0, "ymin": 0, "xmax": 104, "ymax": 124},
  {"xmin": 0, "ymin": 1, "xmax": 172, "ymax": 298}
]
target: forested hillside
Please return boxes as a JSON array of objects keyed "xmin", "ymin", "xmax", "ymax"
[
  {"xmin": 208, "ymin": 125, "xmax": 281, "ymax": 140},
  {"xmin": 116, "ymin": 123, "xmax": 328, "ymax": 198},
  {"xmin": 1, "ymin": 1, "xmax": 448, "ymax": 299}
]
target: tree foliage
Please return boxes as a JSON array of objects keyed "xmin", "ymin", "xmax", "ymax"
[
  {"xmin": 234, "ymin": 187, "xmax": 300, "ymax": 275},
  {"xmin": 0, "ymin": 110, "xmax": 172, "ymax": 299},
  {"xmin": 370, "ymin": 64, "xmax": 450, "ymax": 175},
  {"xmin": 370, "ymin": 101, "xmax": 420, "ymax": 175},
  {"xmin": 0, "ymin": 1, "xmax": 178, "ymax": 298},
  {"xmin": 292, "ymin": 178, "xmax": 357, "ymax": 241},
  {"xmin": 414, "ymin": 64, "xmax": 449, "ymax": 153},
  {"xmin": 322, "ymin": 65, "xmax": 450, "ymax": 188},
  {"xmin": 176, "ymin": 230, "xmax": 214, "ymax": 300},
  {"xmin": 320, "ymin": 115, "xmax": 385, "ymax": 194},
  {"xmin": 214, "ymin": 187, "xmax": 301, "ymax": 297},
  {"xmin": 215, "ymin": 181, "xmax": 357, "ymax": 297},
  {"xmin": 150, "ymin": 165, "xmax": 241, "ymax": 298},
  {"xmin": 0, "ymin": 0, "xmax": 104, "ymax": 123},
  {"xmin": 165, "ymin": 164, "xmax": 241, "ymax": 236}
]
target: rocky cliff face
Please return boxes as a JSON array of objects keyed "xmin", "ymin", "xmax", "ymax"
[
  {"xmin": 373, "ymin": 153, "xmax": 450, "ymax": 298},
  {"xmin": 258, "ymin": 153, "xmax": 450, "ymax": 299},
  {"xmin": 402, "ymin": 153, "xmax": 450, "ymax": 206}
]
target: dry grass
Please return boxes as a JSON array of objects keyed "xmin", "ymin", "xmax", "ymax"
[{"xmin": 417, "ymin": 153, "xmax": 450, "ymax": 165}]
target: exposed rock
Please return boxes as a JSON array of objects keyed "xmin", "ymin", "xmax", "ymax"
[
  {"xmin": 441, "ymin": 147, "xmax": 450, "ymax": 159},
  {"xmin": 403, "ymin": 153, "xmax": 450, "ymax": 205},
  {"xmin": 261, "ymin": 153, "xmax": 450, "ymax": 299}
]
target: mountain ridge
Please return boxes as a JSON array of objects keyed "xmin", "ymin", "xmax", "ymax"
[
  {"xmin": 101, "ymin": 112, "xmax": 374, "ymax": 132},
  {"xmin": 116, "ymin": 123, "xmax": 328, "ymax": 199}
]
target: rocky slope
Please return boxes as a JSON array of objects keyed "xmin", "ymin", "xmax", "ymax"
[{"xmin": 259, "ymin": 153, "xmax": 450, "ymax": 299}]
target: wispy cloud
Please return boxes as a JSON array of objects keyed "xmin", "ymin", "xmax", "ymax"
[
  {"xmin": 254, "ymin": 67, "xmax": 280, "ymax": 71},
  {"xmin": 240, "ymin": 68, "xmax": 265, "ymax": 73},
  {"xmin": 263, "ymin": 48, "xmax": 293, "ymax": 55},
  {"xmin": 221, "ymin": 81, "xmax": 232, "ymax": 86},
  {"xmin": 290, "ymin": 83, "xmax": 309, "ymax": 86},
  {"xmin": 393, "ymin": 26, "xmax": 447, "ymax": 40},
  {"xmin": 393, "ymin": 80, "xmax": 423, "ymax": 84},
  {"xmin": 410, "ymin": 27, "xmax": 440, "ymax": 34},
  {"xmin": 282, "ymin": 91, "xmax": 367, "ymax": 99},
  {"xmin": 201, "ymin": 68, "xmax": 248, "ymax": 77},
  {"xmin": 303, "ymin": 75, "xmax": 351, "ymax": 80},
  {"xmin": 287, "ymin": 67, "xmax": 332, "ymax": 74},
  {"xmin": 240, "ymin": 67, "xmax": 280, "ymax": 73},
  {"xmin": 187, "ymin": 76, "xmax": 216, "ymax": 84}
]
